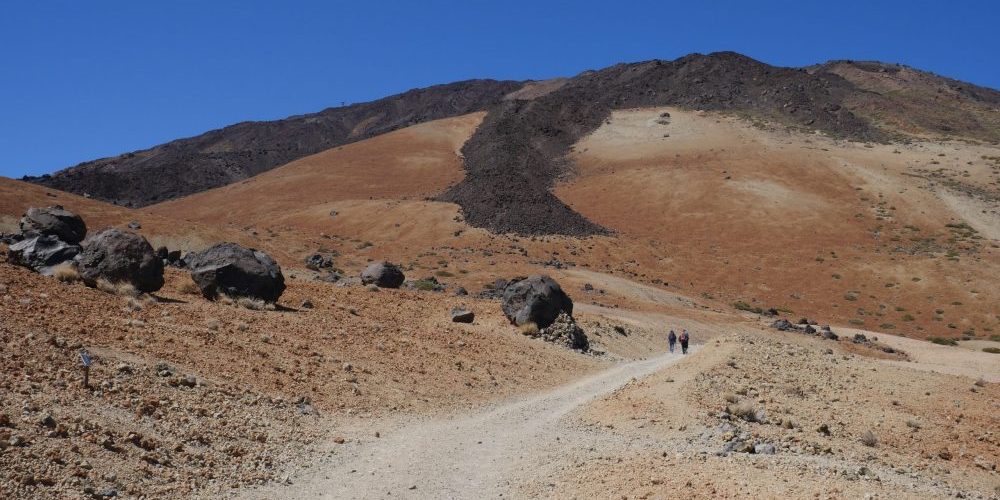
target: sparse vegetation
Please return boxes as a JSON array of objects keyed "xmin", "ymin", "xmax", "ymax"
[
  {"xmin": 95, "ymin": 278, "xmax": 139, "ymax": 297},
  {"xmin": 51, "ymin": 263, "xmax": 80, "ymax": 283},
  {"xmin": 733, "ymin": 301, "xmax": 763, "ymax": 314},
  {"xmin": 929, "ymin": 337, "xmax": 958, "ymax": 346},
  {"xmin": 860, "ymin": 430, "xmax": 878, "ymax": 447},
  {"xmin": 983, "ymin": 347, "xmax": 1000, "ymax": 354},
  {"xmin": 518, "ymin": 322, "xmax": 539, "ymax": 336},
  {"xmin": 178, "ymin": 281, "xmax": 200, "ymax": 295}
]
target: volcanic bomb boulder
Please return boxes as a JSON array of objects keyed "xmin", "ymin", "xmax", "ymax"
[
  {"xmin": 78, "ymin": 228, "xmax": 164, "ymax": 293},
  {"xmin": 501, "ymin": 275, "xmax": 573, "ymax": 329},
  {"xmin": 360, "ymin": 261, "xmax": 406, "ymax": 288},
  {"xmin": 186, "ymin": 243, "xmax": 285, "ymax": 302},
  {"xmin": 19, "ymin": 206, "xmax": 87, "ymax": 244},
  {"xmin": 7, "ymin": 235, "xmax": 81, "ymax": 275}
]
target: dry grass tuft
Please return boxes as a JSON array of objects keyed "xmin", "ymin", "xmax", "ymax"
[
  {"xmin": 235, "ymin": 296, "xmax": 276, "ymax": 311},
  {"xmin": 724, "ymin": 393, "xmax": 740, "ymax": 404},
  {"xmin": 860, "ymin": 430, "xmax": 878, "ymax": 447},
  {"xmin": 51, "ymin": 263, "xmax": 80, "ymax": 283},
  {"xmin": 125, "ymin": 297, "xmax": 143, "ymax": 312},
  {"xmin": 727, "ymin": 401, "xmax": 759, "ymax": 422},
  {"xmin": 206, "ymin": 318, "xmax": 221, "ymax": 331},
  {"xmin": 178, "ymin": 280, "xmax": 200, "ymax": 295},
  {"xmin": 95, "ymin": 278, "xmax": 139, "ymax": 297},
  {"xmin": 518, "ymin": 322, "xmax": 540, "ymax": 336}
]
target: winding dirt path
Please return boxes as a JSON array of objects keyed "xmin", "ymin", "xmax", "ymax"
[{"xmin": 246, "ymin": 350, "xmax": 690, "ymax": 499}]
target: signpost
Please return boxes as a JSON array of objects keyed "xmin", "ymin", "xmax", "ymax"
[{"xmin": 79, "ymin": 349, "xmax": 92, "ymax": 388}]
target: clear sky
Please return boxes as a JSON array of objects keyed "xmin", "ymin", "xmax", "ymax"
[{"xmin": 2, "ymin": 0, "xmax": 998, "ymax": 178}]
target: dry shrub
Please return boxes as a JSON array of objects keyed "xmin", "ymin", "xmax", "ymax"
[
  {"xmin": 51, "ymin": 263, "xmax": 80, "ymax": 283},
  {"xmin": 178, "ymin": 281, "xmax": 200, "ymax": 295},
  {"xmin": 724, "ymin": 393, "xmax": 740, "ymax": 404},
  {"xmin": 860, "ymin": 430, "xmax": 878, "ymax": 447},
  {"xmin": 727, "ymin": 401, "xmax": 758, "ymax": 422},
  {"xmin": 205, "ymin": 318, "xmax": 221, "ymax": 331},
  {"xmin": 518, "ymin": 322, "xmax": 540, "ymax": 336},
  {"xmin": 125, "ymin": 297, "xmax": 143, "ymax": 312},
  {"xmin": 905, "ymin": 419, "xmax": 922, "ymax": 430},
  {"xmin": 233, "ymin": 296, "xmax": 275, "ymax": 311},
  {"xmin": 95, "ymin": 278, "xmax": 133, "ymax": 296}
]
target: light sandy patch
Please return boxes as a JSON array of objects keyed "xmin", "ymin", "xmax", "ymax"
[
  {"xmin": 838, "ymin": 328, "xmax": 1000, "ymax": 382},
  {"xmin": 938, "ymin": 188, "xmax": 1000, "ymax": 240}
]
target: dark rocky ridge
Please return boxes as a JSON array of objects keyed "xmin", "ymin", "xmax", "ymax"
[
  {"xmin": 27, "ymin": 80, "xmax": 523, "ymax": 207},
  {"xmin": 28, "ymin": 52, "xmax": 1000, "ymax": 236},
  {"xmin": 441, "ymin": 52, "xmax": 882, "ymax": 235}
]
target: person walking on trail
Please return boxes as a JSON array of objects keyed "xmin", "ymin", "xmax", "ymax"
[
  {"xmin": 679, "ymin": 329, "xmax": 690, "ymax": 354},
  {"xmin": 668, "ymin": 330, "xmax": 677, "ymax": 353}
]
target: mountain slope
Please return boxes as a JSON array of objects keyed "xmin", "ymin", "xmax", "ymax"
[
  {"xmin": 27, "ymin": 52, "xmax": 1000, "ymax": 237},
  {"xmin": 26, "ymin": 80, "xmax": 522, "ymax": 207}
]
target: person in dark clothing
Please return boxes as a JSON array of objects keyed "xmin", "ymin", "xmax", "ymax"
[
  {"xmin": 668, "ymin": 330, "xmax": 677, "ymax": 353},
  {"xmin": 679, "ymin": 330, "xmax": 690, "ymax": 354}
]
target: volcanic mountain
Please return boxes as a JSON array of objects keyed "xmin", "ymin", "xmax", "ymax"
[
  {"xmin": 27, "ymin": 52, "xmax": 1000, "ymax": 235},
  {"xmin": 2, "ymin": 51, "xmax": 999, "ymax": 498}
]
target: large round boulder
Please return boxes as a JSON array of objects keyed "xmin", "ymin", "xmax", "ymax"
[
  {"xmin": 501, "ymin": 275, "xmax": 573, "ymax": 329},
  {"xmin": 19, "ymin": 206, "xmax": 87, "ymax": 244},
  {"xmin": 78, "ymin": 228, "xmax": 164, "ymax": 293},
  {"xmin": 186, "ymin": 243, "xmax": 285, "ymax": 302},
  {"xmin": 360, "ymin": 261, "xmax": 405, "ymax": 288},
  {"xmin": 7, "ymin": 235, "xmax": 81, "ymax": 275}
]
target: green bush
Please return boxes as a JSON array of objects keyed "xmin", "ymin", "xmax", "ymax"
[{"xmin": 733, "ymin": 301, "xmax": 763, "ymax": 314}]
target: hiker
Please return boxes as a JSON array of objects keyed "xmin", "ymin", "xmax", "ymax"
[
  {"xmin": 680, "ymin": 329, "xmax": 690, "ymax": 354},
  {"xmin": 668, "ymin": 330, "xmax": 677, "ymax": 353}
]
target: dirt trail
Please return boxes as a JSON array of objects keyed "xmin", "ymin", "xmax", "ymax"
[{"xmin": 245, "ymin": 350, "xmax": 691, "ymax": 499}]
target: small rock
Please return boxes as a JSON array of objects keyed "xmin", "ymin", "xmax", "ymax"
[
  {"xmin": 451, "ymin": 308, "xmax": 475, "ymax": 323},
  {"xmin": 754, "ymin": 443, "xmax": 776, "ymax": 455},
  {"xmin": 39, "ymin": 414, "xmax": 56, "ymax": 428},
  {"xmin": 301, "ymin": 299, "xmax": 314, "ymax": 309}
]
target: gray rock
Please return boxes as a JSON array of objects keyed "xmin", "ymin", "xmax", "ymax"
[
  {"xmin": 19, "ymin": 206, "xmax": 87, "ymax": 244},
  {"xmin": 78, "ymin": 228, "xmax": 164, "ymax": 293},
  {"xmin": 771, "ymin": 319, "xmax": 796, "ymax": 331},
  {"xmin": 186, "ymin": 243, "xmax": 285, "ymax": 302},
  {"xmin": 500, "ymin": 275, "xmax": 573, "ymax": 329},
  {"xmin": 722, "ymin": 439, "xmax": 755, "ymax": 454},
  {"xmin": 7, "ymin": 235, "xmax": 81, "ymax": 275},
  {"xmin": 305, "ymin": 253, "xmax": 334, "ymax": 271},
  {"xmin": 451, "ymin": 308, "xmax": 475, "ymax": 323},
  {"xmin": 127, "ymin": 220, "xmax": 141, "ymax": 230},
  {"xmin": 754, "ymin": 443, "xmax": 776, "ymax": 455},
  {"xmin": 454, "ymin": 287, "xmax": 468, "ymax": 296},
  {"xmin": 538, "ymin": 312, "xmax": 589, "ymax": 351},
  {"xmin": 360, "ymin": 261, "xmax": 405, "ymax": 288}
]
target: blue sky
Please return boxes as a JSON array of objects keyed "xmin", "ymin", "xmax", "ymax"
[{"xmin": 2, "ymin": 0, "xmax": 997, "ymax": 178}]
